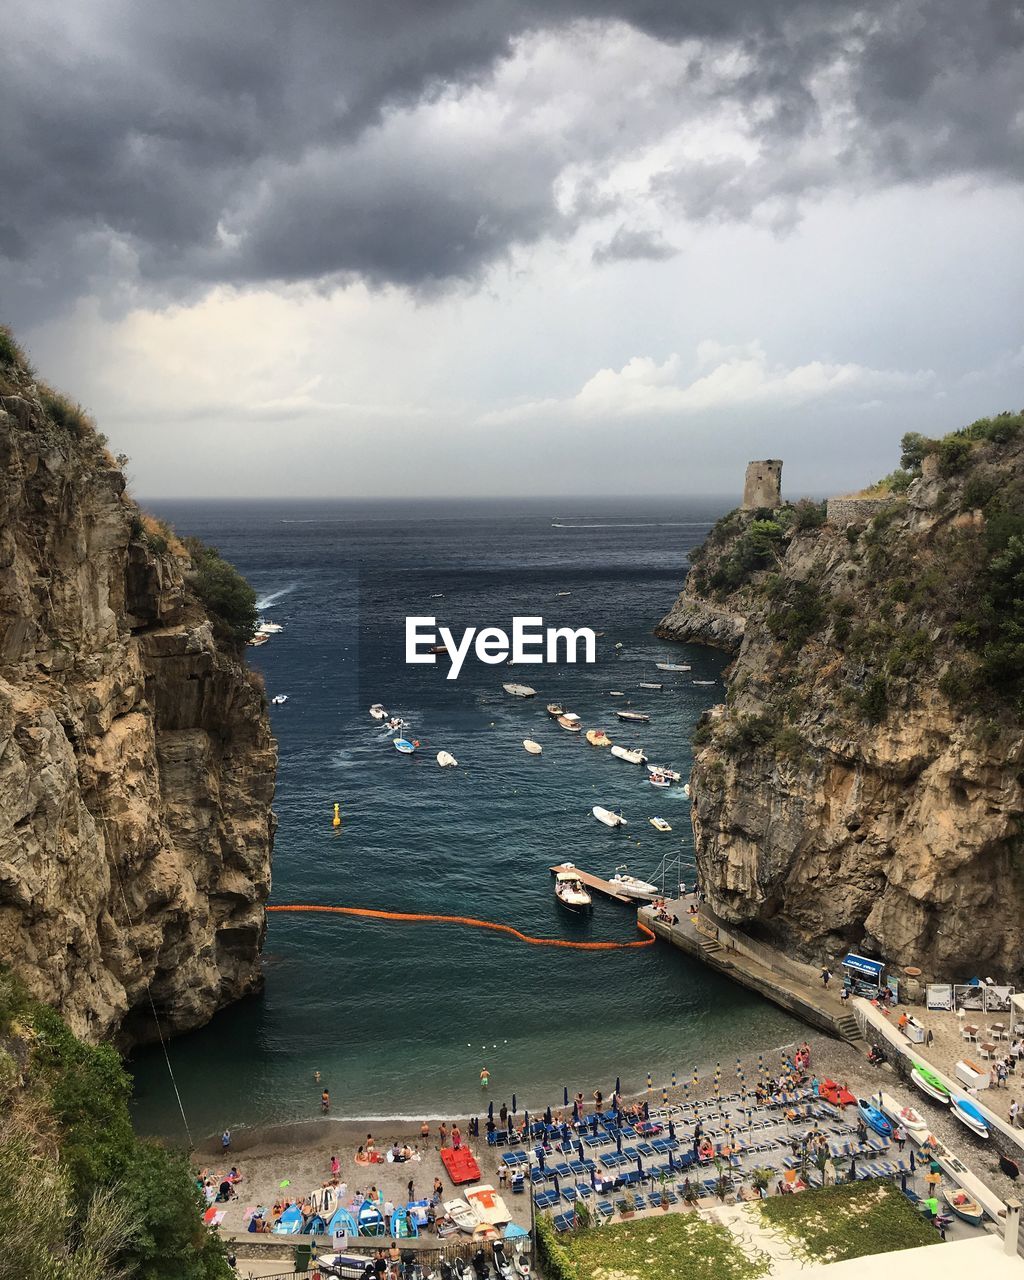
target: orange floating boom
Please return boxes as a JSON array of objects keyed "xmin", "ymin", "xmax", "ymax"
[{"xmin": 267, "ymin": 904, "xmax": 655, "ymax": 951}]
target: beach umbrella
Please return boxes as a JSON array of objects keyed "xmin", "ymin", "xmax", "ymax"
[
  {"xmin": 524, "ymin": 1109, "xmax": 529, "ymax": 1138},
  {"xmin": 560, "ymin": 1123, "xmax": 569, "ymax": 1143},
  {"xmin": 590, "ymin": 1113, "xmax": 598, "ymax": 1136},
  {"xmin": 669, "ymin": 1150, "xmax": 675, "ymax": 1173},
  {"xmin": 662, "ymin": 1086, "xmax": 668, "ymax": 1105},
  {"xmin": 488, "ymin": 1101, "xmax": 494, "ymax": 1120},
  {"xmin": 643, "ymin": 1101, "xmax": 649, "ymax": 1120},
  {"xmin": 544, "ymin": 1106, "xmax": 552, "ymax": 1126},
  {"xmin": 671, "ymin": 1070, "xmax": 677, "ymax": 1089},
  {"xmin": 512, "ymin": 1095, "xmax": 517, "ymax": 1113},
  {"xmin": 538, "ymin": 1149, "xmax": 545, "ymax": 1171},
  {"xmin": 636, "ymin": 1155, "xmax": 643, "ymax": 1176},
  {"xmin": 615, "ymin": 1077, "xmax": 621, "ymax": 1096},
  {"xmin": 668, "ymin": 1120, "xmax": 675, "ymax": 1140},
  {"xmin": 647, "ymin": 1072, "xmax": 652, "ymax": 1092},
  {"xmin": 909, "ymin": 1150, "xmax": 915, "ymax": 1172},
  {"xmin": 590, "ymin": 1168, "xmax": 597, "ymax": 1189},
  {"xmin": 564, "ymin": 1086, "xmax": 569, "ymax": 1107},
  {"xmin": 577, "ymin": 1140, "xmax": 584, "ymax": 1160},
  {"xmin": 552, "ymin": 1173, "xmax": 559, "ymax": 1195},
  {"xmin": 616, "ymin": 1132, "xmax": 622, "ymax": 1154}
]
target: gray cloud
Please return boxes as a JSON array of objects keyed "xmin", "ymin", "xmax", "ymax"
[
  {"xmin": 1, "ymin": 0, "xmax": 1022, "ymax": 321},
  {"xmin": 592, "ymin": 225, "xmax": 678, "ymax": 264}
]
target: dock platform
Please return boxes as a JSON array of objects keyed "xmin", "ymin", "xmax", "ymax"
[{"xmin": 550, "ymin": 863, "xmax": 632, "ymax": 904}]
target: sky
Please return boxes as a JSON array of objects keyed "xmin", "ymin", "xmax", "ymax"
[{"xmin": 2, "ymin": 0, "xmax": 1023, "ymax": 499}]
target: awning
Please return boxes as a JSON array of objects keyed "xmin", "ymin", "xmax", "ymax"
[{"xmin": 842, "ymin": 953, "xmax": 884, "ymax": 979}]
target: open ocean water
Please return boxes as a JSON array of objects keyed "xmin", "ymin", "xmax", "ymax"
[{"xmin": 129, "ymin": 496, "xmax": 802, "ymax": 1139}]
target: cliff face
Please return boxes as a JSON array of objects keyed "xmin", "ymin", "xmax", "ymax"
[
  {"xmin": 0, "ymin": 349, "xmax": 276, "ymax": 1049},
  {"xmin": 658, "ymin": 445, "xmax": 1024, "ymax": 982}
]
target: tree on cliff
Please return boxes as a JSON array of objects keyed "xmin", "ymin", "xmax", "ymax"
[{"xmin": 184, "ymin": 537, "xmax": 258, "ymax": 648}]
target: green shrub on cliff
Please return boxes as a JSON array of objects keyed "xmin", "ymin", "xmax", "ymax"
[{"xmin": 184, "ymin": 537, "xmax": 257, "ymax": 647}]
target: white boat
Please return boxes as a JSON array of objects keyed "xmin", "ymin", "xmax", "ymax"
[
  {"xmin": 692, "ymin": 680, "xmax": 716, "ymax": 686},
  {"xmin": 656, "ymin": 662, "xmax": 691, "ymax": 672},
  {"xmin": 638, "ymin": 682, "xmax": 663, "ymax": 690},
  {"xmin": 646, "ymin": 764, "xmax": 681, "ymax": 781},
  {"xmin": 950, "ymin": 1096, "xmax": 990, "ymax": 1139},
  {"xmin": 876, "ymin": 1091, "xmax": 929, "ymax": 1137},
  {"xmin": 942, "ymin": 1185, "xmax": 985, "ymax": 1227},
  {"xmin": 557, "ymin": 713, "xmax": 582, "ymax": 732},
  {"xmin": 503, "ymin": 683, "xmax": 537, "ymax": 697},
  {"xmin": 682, "ymin": 783, "xmax": 691, "ymax": 798},
  {"xmin": 649, "ymin": 772, "xmax": 671, "ymax": 788},
  {"xmin": 614, "ymin": 642, "xmax": 624, "ymax": 650},
  {"xmin": 609, "ymin": 866, "xmax": 658, "ymax": 898},
  {"xmin": 546, "ymin": 702, "xmax": 565, "ymax": 717},
  {"xmin": 616, "ymin": 710, "xmax": 650, "ymax": 723},
  {"xmin": 523, "ymin": 739, "xmax": 543, "ymax": 755},
  {"xmin": 393, "ymin": 738, "xmax": 417, "ymax": 755},
  {"xmin": 609, "ymin": 691, "xmax": 625, "ymax": 697},
  {"xmin": 910, "ymin": 1065, "xmax": 951, "ymax": 1103},
  {"xmin": 554, "ymin": 869, "xmax": 592, "ymax": 912},
  {"xmin": 248, "ymin": 633, "xmax": 269, "ymax": 647},
  {"xmin": 585, "ymin": 729, "xmax": 612, "ymax": 747},
  {"xmin": 649, "ymin": 818, "xmax": 672, "ymax": 833},
  {"xmin": 556, "ymin": 591, "xmax": 572, "ymax": 598},
  {"xmin": 256, "ymin": 620, "xmax": 284, "ymax": 635},
  {"xmin": 386, "ymin": 717, "xmax": 407, "ymax": 731},
  {"xmin": 369, "ymin": 703, "xmax": 389, "ymax": 720},
  {"xmin": 437, "ymin": 751, "xmax": 458, "ymax": 768},
  {"xmin": 443, "ymin": 1200, "xmax": 479, "ymax": 1233},
  {"xmin": 610, "ymin": 745, "xmax": 647, "ymax": 765},
  {"xmin": 465, "ymin": 1185, "xmax": 511, "ymax": 1226},
  {"xmin": 271, "ymin": 694, "xmax": 288, "ymax": 705},
  {"xmin": 593, "ymin": 806, "xmax": 627, "ymax": 828}
]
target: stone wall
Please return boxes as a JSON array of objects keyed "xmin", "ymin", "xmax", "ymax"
[{"xmin": 825, "ymin": 495, "xmax": 896, "ymax": 526}]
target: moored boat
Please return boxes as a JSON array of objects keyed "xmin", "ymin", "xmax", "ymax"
[
  {"xmin": 503, "ymin": 683, "xmax": 537, "ymax": 697},
  {"xmin": 646, "ymin": 764, "xmax": 681, "ymax": 781},
  {"xmin": 911, "ymin": 1064, "xmax": 951, "ymax": 1103},
  {"xmin": 437, "ymin": 750, "xmax": 458, "ymax": 767},
  {"xmin": 369, "ymin": 703, "xmax": 389, "ymax": 720},
  {"xmin": 692, "ymin": 679, "xmax": 716, "ymax": 686},
  {"xmin": 649, "ymin": 817, "xmax": 672, "ymax": 832},
  {"xmin": 546, "ymin": 702, "xmax": 565, "ymax": 717},
  {"xmin": 649, "ymin": 772, "xmax": 671, "ymax": 788},
  {"xmin": 585, "ymin": 729, "xmax": 612, "ymax": 747},
  {"xmin": 655, "ymin": 662, "xmax": 691, "ymax": 672},
  {"xmin": 593, "ymin": 806, "xmax": 627, "ymax": 828},
  {"xmin": 950, "ymin": 1095, "xmax": 990, "ymax": 1139},
  {"xmin": 557, "ymin": 713, "xmax": 582, "ymax": 732},
  {"xmin": 616, "ymin": 709, "xmax": 650, "ymax": 723},
  {"xmin": 610, "ymin": 744, "xmax": 647, "ymax": 765},
  {"xmin": 393, "ymin": 738, "xmax": 418, "ymax": 754},
  {"xmin": 942, "ymin": 1185, "xmax": 985, "ymax": 1226},
  {"xmin": 609, "ymin": 690, "xmax": 625, "ymax": 697},
  {"xmin": 610, "ymin": 866, "xmax": 658, "ymax": 898},
  {"xmin": 523, "ymin": 739, "xmax": 543, "ymax": 755},
  {"xmin": 554, "ymin": 869, "xmax": 592, "ymax": 912},
  {"xmin": 638, "ymin": 682, "xmax": 662, "ymax": 690},
  {"xmin": 271, "ymin": 694, "xmax": 289, "ymax": 704}
]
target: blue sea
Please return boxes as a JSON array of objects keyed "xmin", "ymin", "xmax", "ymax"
[{"xmin": 129, "ymin": 497, "xmax": 802, "ymax": 1139}]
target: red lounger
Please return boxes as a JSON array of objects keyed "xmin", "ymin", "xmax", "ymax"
[{"xmin": 442, "ymin": 1147, "xmax": 481, "ymax": 1185}]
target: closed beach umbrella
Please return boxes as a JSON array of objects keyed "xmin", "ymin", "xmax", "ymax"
[
  {"xmin": 552, "ymin": 1173, "xmax": 559, "ymax": 1195},
  {"xmin": 671, "ymin": 1070, "xmax": 677, "ymax": 1089},
  {"xmin": 576, "ymin": 1140, "xmax": 584, "ymax": 1160},
  {"xmin": 524, "ymin": 1110, "xmax": 529, "ymax": 1138},
  {"xmin": 668, "ymin": 1120, "xmax": 675, "ymax": 1140},
  {"xmin": 512, "ymin": 1095, "xmax": 517, "ymax": 1114},
  {"xmin": 643, "ymin": 1101, "xmax": 649, "ymax": 1120},
  {"xmin": 647, "ymin": 1072, "xmax": 652, "ymax": 1092},
  {"xmin": 616, "ymin": 1132, "xmax": 622, "ymax": 1154},
  {"xmin": 538, "ymin": 1149, "xmax": 545, "ymax": 1171},
  {"xmin": 590, "ymin": 1168, "xmax": 597, "ymax": 1189},
  {"xmin": 564, "ymin": 1086, "xmax": 569, "ymax": 1107},
  {"xmin": 636, "ymin": 1155, "xmax": 643, "ymax": 1176},
  {"xmin": 590, "ymin": 1114, "xmax": 598, "ymax": 1136},
  {"xmin": 669, "ymin": 1150, "xmax": 675, "ymax": 1173},
  {"xmin": 488, "ymin": 1101, "xmax": 494, "ymax": 1120},
  {"xmin": 662, "ymin": 1086, "xmax": 668, "ymax": 1105},
  {"xmin": 909, "ymin": 1150, "xmax": 915, "ymax": 1172},
  {"xmin": 544, "ymin": 1106, "xmax": 552, "ymax": 1127},
  {"xmin": 615, "ymin": 1077, "xmax": 621, "ymax": 1095}
]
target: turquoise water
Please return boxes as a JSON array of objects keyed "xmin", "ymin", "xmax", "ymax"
[{"xmin": 128, "ymin": 497, "xmax": 802, "ymax": 1138}]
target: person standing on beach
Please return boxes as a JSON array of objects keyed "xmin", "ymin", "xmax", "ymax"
[
  {"xmin": 894, "ymin": 1125, "xmax": 906, "ymax": 1152},
  {"xmin": 499, "ymin": 1102, "xmax": 508, "ymax": 1128},
  {"xmin": 420, "ymin": 1120, "xmax": 430, "ymax": 1141},
  {"xmin": 438, "ymin": 1121, "xmax": 448, "ymax": 1147},
  {"xmin": 221, "ymin": 1129, "xmax": 231, "ymax": 1155},
  {"xmin": 451, "ymin": 1124, "xmax": 462, "ymax": 1149},
  {"xmin": 407, "ymin": 1178, "xmax": 415, "ymax": 1200},
  {"xmin": 330, "ymin": 1155, "xmax": 340, "ymax": 1176},
  {"xmin": 1010, "ymin": 1099, "xmax": 1020, "ymax": 1127},
  {"xmin": 593, "ymin": 1089, "xmax": 603, "ymax": 1114},
  {"xmin": 432, "ymin": 1177, "xmax": 443, "ymax": 1203}
]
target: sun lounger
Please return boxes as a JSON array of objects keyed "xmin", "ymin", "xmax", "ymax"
[
  {"xmin": 574, "ymin": 1183, "xmax": 592, "ymax": 1199},
  {"xmin": 597, "ymin": 1200, "xmax": 614, "ymax": 1218},
  {"xmin": 552, "ymin": 1213, "xmax": 575, "ymax": 1233}
]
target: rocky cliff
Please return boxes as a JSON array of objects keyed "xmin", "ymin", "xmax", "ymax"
[
  {"xmin": 0, "ymin": 332, "xmax": 276, "ymax": 1048},
  {"xmin": 659, "ymin": 425, "xmax": 1024, "ymax": 982}
]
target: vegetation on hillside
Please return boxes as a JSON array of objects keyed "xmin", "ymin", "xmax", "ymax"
[
  {"xmin": 759, "ymin": 1181, "xmax": 936, "ymax": 1262},
  {"xmin": 183, "ymin": 537, "xmax": 258, "ymax": 647},
  {"xmin": 0, "ymin": 971, "xmax": 231, "ymax": 1280}
]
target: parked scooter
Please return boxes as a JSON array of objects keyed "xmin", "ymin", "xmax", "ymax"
[
  {"xmin": 472, "ymin": 1248, "xmax": 491, "ymax": 1280},
  {"xmin": 512, "ymin": 1242, "xmax": 530, "ymax": 1280},
  {"xmin": 454, "ymin": 1257, "xmax": 472, "ymax": 1280},
  {"xmin": 491, "ymin": 1240, "xmax": 514, "ymax": 1280}
]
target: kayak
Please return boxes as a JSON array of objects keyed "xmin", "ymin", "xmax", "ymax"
[
  {"xmin": 950, "ymin": 1096, "xmax": 990, "ymax": 1139},
  {"xmin": 911, "ymin": 1064, "xmax": 951, "ymax": 1103},
  {"xmin": 856, "ymin": 1099, "xmax": 893, "ymax": 1139}
]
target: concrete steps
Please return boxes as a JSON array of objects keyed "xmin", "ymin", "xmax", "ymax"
[
  {"xmin": 700, "ymin": 938, "xmax": 724, "ymax": 957},
  {"xmin": 835, "ymin": 1013, "xmax": 863, "ymax": 1045}
]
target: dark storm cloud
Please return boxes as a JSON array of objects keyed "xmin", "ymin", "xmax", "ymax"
[
  {"xmin": 592, "ymin": 225, "xmax": 678, "ymax": 264},
  {"xmin": 1, "ymin": 0, "xmax": 1021, "ymax": 318}
]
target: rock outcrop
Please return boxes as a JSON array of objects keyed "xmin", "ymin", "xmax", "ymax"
[
  {"xmin": 0, "ymin": 342, "xmax": 276, "ymax": 1048},
  {"xmin": 658, "ymin": 438, "xmax": 1024, "ymax": 982}
]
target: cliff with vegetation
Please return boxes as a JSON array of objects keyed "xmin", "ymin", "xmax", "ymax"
[
  {"xmin": 659, "ymin": 416, "xmax": 1024, "ymax": 981},
  {"xmin": 0, "ymin": 327, "xmax": 276, "ymax": 1049}
]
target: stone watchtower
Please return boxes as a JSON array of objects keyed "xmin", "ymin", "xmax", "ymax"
[{"xmin": 742, "ymin": 459, "xmax": 783, "ymax": 510}]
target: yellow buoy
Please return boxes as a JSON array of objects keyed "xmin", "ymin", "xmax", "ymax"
[{"xmin": 332, "ymin": 803, "xmax": 341, "ymax": 828}]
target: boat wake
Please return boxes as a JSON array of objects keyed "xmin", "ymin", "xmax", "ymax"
[
  {"xmin": 256, "ymin": 584, "xmax": 297, "ymax": 611},
  {"xmin": 551, "ymin": 521, "xmax": 708, "ymax": 529}
]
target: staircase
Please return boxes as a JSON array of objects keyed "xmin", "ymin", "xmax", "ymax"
[
  {"xmin": 700, "ymin": 938, "xmax": 724, "ymax": 959},
  {"xmin": 835, "ymin": 1013, "xmax": 864, "ymax": 1046}
]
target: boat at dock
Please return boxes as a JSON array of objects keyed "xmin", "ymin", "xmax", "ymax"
[
  {"xmin": 911, "ymin": 1063, "xmax": 951, "ymax": 1103},
  {"xmin": 655, "ymin": 662, "xmax": 690, "ymax": 672},
  {"xmin": 523, "ymin": 739, "xmax": 543, "ymax": 754},
  {"xmin": 503, "ymin": 683, "xmax": 537, "ymax": 697},
  {"xmin": 557, "ymin": 712, "xmax": 582, "ymax": 732},
  {"xmin": 592, "ymin": 806, "xmax": 627, "ymax": 828},
  {"xmin": 609, "ymin": 865, "xmax": 658, "ymax": 898},
  {"xmin": 942, "ymin": 1186, "xmax": 985, "ymax": 1226},
  {"xmin": 950, "ymin": 1095, "xmax": 990, "ymax": 1139},
  {"xmin": 610, "ymin": 744, "xmax": 647, "ymax": 765},
  {"xmin": 616, "ymin": 709, "xmax": 650, "ymax": 723},
  {"xmin": 586, "ymin": 729, "xmax": 612, "ymax": 747},
  {"xmin": 554, "ymin": 868, "xmax": 593, "ymax": 912}
]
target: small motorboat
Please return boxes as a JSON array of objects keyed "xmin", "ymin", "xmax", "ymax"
[
  {"xmin": 682, "ymin": 782, "xmax": 691, "ymax": 798},
  {"xmin": 616, "ymin": 710, "xmax": 650, "ymax": 723},
  {"xmin": 942, "ymin": 1185, "xmax": 985, "ymax": 1226},
  {"xmin": 503, "ymin": 683, "xmax": 537, "ymax": 697},
  {"xmin": 432, "ymin": 644, "xmax": 449, "ymax": 654},
  {"xmin": 856, "ymin": 1099, "xmax": 893, "ymax": 1139},
  {"xmin": 614, "ymin": 642, "xmax": 624, "ymax": 650},
  {"xmin": 646, "ymin": 764, "xmax": 681, "ymax": 781},
  {"xmin": 609, "ymin": 690, "xmax": 625, "ymax": 697},
  {"xmin": 357, "ymin": 1202, "xmax": 387, "ymax": 1236},
  {"xmin": 692, "ymin": 679, "xmax": 716, "ymax": 686},
  {"xmin": 319, "ymin": 1253, "xmax": 376, "ymax": 1279},
  {"xmin": 911, "ymin": 1064, "xmax": 951, "ymax": 1103},
  {"xmin": 465, "ymin": 1184, "xmax": 511, "ymax": 1226},
  {"xmin": 593, "ymin": 806, "xmax": 627, "ymax": 828},
  {"xmin": 656, "ymin": 662, "xmax": 691, "ymax": 672},
  {"xmin": 546, "ymin": 702, "xmax": 565, "ymax": 717},
  {"xmin": 819, "ymin": 1079, "xmax": 857, "ymax": 1107},
  {"xmin": 393, "ymin": 738, "xmax": 418, "ymax": 754},
  {"xmin": 610, "ymin": 744, "xmax": 647, "ymax": 765},
  {"xmin": 305, "ymin": 1214, "xmax": 328, "ymax": 1236},
  {"xmin": 609, "ymin": 867, "xmax": 658, "ymax": 898},
  {"xmin": 437, "ymin": 751, "xmax": 458, "ymax": 767},
  {"xmin": 390, "ymin": 1206, "xmax": 418, "ymax": 1238},
  {"xmin": 554, "ymin": 869, "xmax": 592, "ymax": 912},
  {"xmin": 443, "ymin": 1199, "xmax": 479, "ymax": 1233},
  {"xmin": 256, "ymin": 620, "xmax": 283, "ymax": 635},
  {"xmin": 649, "ymin": 817, "xmax": 672, "ymax": 832},
  {"xmin": 649, "ymin": 772, "xmax": 671, "ymax": 788},
  {"xmin": 557, "ymin": 713, "xmax": 582, "ymax": 732},
  {"xmin": 271, "ymin": 694, "xmax": 289, "ymax": 704},
  {"xmin": 876, "ymin": 1090, "xmax": 928, "ymax": 1135},
  {"xmin": 369, "ymin": 703, "xmax": 389, "ymax": 720},
  {"xmin": 638, "ymin": 682, "xmax": 663, "ymax": 690},
  {"xmin": 586, "ymin": 729, "xmax": 612, "ymax": 747},
  {"xmin": 248, "ymin": 632, "xmax": 269, "ymax": 646},
  {"xmin": 326, "ymin": 1206, "xmax": 359, "ymax": 1237},
  {"xmin": 523, "ymin": 739, "xmax": 543, "ymax": 755},
  {"xmin": 950, "ymin": 1095, "xmax": 990, "ymax": 1139},
  {"xmin": 273, "ymin": 1205, "xmax": 305, "ymax": 1235}
]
